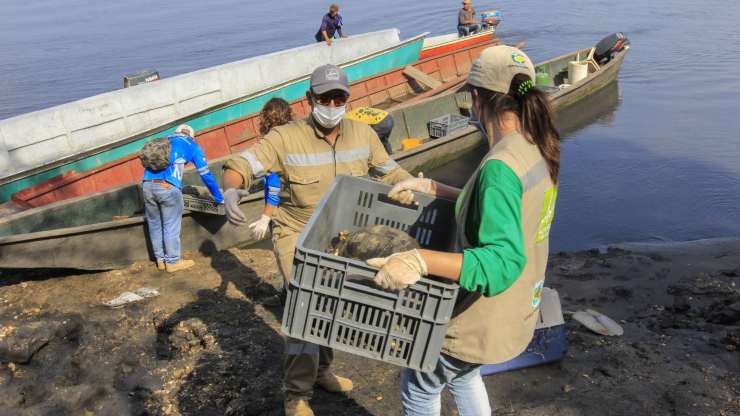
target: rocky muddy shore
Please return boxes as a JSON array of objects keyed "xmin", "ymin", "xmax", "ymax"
[{"xmin": 0, "ymin": 239, "xmax": 738, "ymax": 415}]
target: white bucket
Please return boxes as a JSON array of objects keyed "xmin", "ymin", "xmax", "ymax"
[{"xmin": 568, "ymin": 61, "xmax": 588, "ymax": 84}]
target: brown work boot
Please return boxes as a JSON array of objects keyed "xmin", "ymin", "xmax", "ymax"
[
  {"xmin": 165, "ymin": 259, "xmax": 195, "ymax": 273},
  {"xmin": 156, "ymin": 260, "xmax": 165, "ymax": 271},
  {"xmin": 284, "ymin": 398, "xmax": 314, "ymax": 416},
  {"xmin": 316, "ymin": 373, "xmax": 354, "ymax": 393}
]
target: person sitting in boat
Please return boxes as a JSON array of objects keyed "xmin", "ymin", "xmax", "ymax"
[
  {"xmin": 315, "ymin": 3, "xmax": 345, "ymax": 46},
  {"xmin": 248, "ymin": 97, "xmax": 294, "ymax": 241},
  {"xmin": 458, "ymin": 0, "xmax": 481, "ymax": 37},
  {"xmin": 345, "ymin": 107, "xmax": 395, "ymax": 153},
  {"xmin": 141, "ymin": 124, "xmax": 224, "ymax": 273}
]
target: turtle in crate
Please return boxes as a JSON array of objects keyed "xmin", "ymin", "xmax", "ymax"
[
  {"xmin": 327, "ymin": 225, "xmax": 420, "ymax": 261},
  {"xmin": 327, "ymin": 225, "xmax": 421, "ymax": 353}
]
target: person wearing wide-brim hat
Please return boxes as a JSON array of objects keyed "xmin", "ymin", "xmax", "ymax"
[{"xmin": 371, "ymin": 45, "xmax": 562, "ymax": 414}]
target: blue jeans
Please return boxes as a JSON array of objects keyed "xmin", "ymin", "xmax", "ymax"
[
  {"xmin": 401, "ymin": 354, "xmax": 491, "ymax": 416},
  {"xmin": 143, "ymin": 181, "xmax": 183, "ymax": 264},
  {"xmin": 458, "ymin": 24, "xmax": 481, "ymax": 37}
]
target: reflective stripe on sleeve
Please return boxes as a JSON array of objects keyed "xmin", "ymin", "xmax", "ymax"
[
  {"xmin": 374, "ymin": 158, "xmax": 400, "ymax": 174},
  {"xmin": 239, "ymin": 150, "xmax": 266, "ymax": 177},
  {"xmin": 197, "ymin": 166, "xmax": 210, "ymax": 175}
]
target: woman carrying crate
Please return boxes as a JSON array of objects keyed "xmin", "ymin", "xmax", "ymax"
[{"xmin": 371, "ymin": 45, "xmax": 561, "ymax": 415}]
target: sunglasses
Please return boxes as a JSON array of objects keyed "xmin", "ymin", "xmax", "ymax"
[{"xmin": 314, "ymin": 93, "xmax": 348, "ymax": 106}]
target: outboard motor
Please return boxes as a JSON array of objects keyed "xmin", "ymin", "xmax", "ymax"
[
  {"xmin": 593, "ymin": 33, "xmax": 630, "ymax": 65},
  {"xmin": 480, "ymin": 10, "xmax": 503, "ymax": 30}
]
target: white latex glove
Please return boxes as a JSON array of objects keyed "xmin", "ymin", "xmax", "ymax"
[
  {"xmin": 366, "ymin": 249, "xmax": 428, "ymax": 290},
  {"xmin": 388, "ymin": 172, "xmax": 433, "ymax": 205},
  {"xmin": 248, "ymin": 215, "xmax": 271, "ymax": 239}
]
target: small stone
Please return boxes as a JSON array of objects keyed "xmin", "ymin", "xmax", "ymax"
[
  {"xmin": 563, "ymin": 384, "xmax": 575, "ymax": 393},
  {"xmin": 376, "ymin": 395, "xmax": 384, "ymax": 401}
]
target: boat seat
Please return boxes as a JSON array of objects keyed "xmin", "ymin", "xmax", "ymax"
[
  {"xmin": 585, "ymin": 47, "xmax": 600, "ymax": 72},
  {"xmin": 386, "ymin": 93, "xmax": 459, "ymax": 151}
]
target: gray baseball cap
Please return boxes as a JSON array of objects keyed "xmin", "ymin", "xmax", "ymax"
[{"xmin": 310, "ymin": 64, "xmax": 350, "ymax": 95}]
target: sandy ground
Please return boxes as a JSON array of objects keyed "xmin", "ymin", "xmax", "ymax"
[{"xmin": 0, "ymin": 238, "xmax": 738, "ymax": 416}]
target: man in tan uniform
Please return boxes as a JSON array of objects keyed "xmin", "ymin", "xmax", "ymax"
[{"xmin": 221, "ymin": 64, "xmax": 413, "ymax": 416}]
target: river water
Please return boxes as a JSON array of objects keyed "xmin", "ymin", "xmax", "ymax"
[{"xmin": 2, "ymin": 0, "xmax": 739, "ymax": 250}]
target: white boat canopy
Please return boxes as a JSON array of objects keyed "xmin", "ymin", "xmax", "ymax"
[{"xmin": 0, "ymin": 29, "xmax": 403, "ymax": 183}]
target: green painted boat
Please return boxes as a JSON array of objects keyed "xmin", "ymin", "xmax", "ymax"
[{"xmin": 0, "ymin": 30, "xmax": 426, "ymax": 203}]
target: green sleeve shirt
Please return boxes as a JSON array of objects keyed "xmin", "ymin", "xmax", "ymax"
[{"xmin": 458, "ymin": 160, "xmax": 526, "ymax": 297}]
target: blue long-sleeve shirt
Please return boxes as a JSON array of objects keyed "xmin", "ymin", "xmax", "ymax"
[
  {"xmin": 263, "ymin": 172, "xmax": 281, "ymax": 207},
  {"xmin": 143, "ymin": 134, "xmax": 224, "ymax": 203},
  {"xmin": 315, "ymin": 13, "xmax": 343, "ymax": 41}
]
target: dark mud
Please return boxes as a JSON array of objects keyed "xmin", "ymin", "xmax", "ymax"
[{"xmin": 0, "ymin": 239, "xmax": 738, "ymax": 415}]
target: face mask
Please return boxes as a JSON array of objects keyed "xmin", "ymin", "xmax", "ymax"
[{"xmin": 312, "ymin": 101, "xmax": 346, "ymax": 128}]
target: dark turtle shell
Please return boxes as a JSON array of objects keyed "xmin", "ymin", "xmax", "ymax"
[{"xmin": 330, "ymin": 225, "xmax": 420, "ymax": 261}]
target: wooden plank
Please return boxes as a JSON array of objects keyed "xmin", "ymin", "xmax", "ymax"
[
  {"xmin": 403, "ymin": 65, "xmax": 443, "ymax": 90},
  {"xmin": 389, "ymin": 74, "xmax": 467, "ymax": 112}
]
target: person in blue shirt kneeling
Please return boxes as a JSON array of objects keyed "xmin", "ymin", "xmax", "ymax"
[{"xmin": 142, "ymin": 124, "xmax": 224, "ymax": 273}]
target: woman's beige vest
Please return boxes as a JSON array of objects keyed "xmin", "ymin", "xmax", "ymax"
[{"xmin": 442, "ymin": 131, "xmax": 557, "ymax": 364}]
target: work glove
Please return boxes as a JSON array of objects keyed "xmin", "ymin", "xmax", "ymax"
[
  {"xmin": 366, "ymin": 249, "xmax": 428, "ymax": 291},
  {"xmin": 387, "ymin": 173, "xmax": 433, "ymax": 205},
  {"xmin": 223, "ymin": 188, "xmax": 250, "ymax": 226},
  {"xmin": 248, "ymin": 215, "xmax": 271, "ymax": 239}
]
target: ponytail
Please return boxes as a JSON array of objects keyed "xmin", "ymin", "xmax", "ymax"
[
  {"xmin": 510, "ymin": 74, "xmax": 561, "ymax": 183},
  {"xmin": 474, "ymin": 75, "xmax": 561, "ymax": 183}
]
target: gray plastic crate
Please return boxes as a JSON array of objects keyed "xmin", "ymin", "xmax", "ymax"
[
  {"xmin": 182, "ymin": 186, "xmax": 224, "ymax": 215},
  {"xmin": 282, "ymin": 176, "xmax": 459, "ymax": 372},
  {"xmin": 428, "ymin": 114, "xmax": 470, "ymax": 138}
]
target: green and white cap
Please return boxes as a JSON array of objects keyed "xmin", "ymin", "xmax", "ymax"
[{"xmin": 467, "ymin": 45, "xmax": 535, "ymax": 94}]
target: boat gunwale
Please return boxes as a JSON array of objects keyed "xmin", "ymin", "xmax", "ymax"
[
  {"xmin": 540, "ymin": 47, "xmax": 629, "ymax": 102},
  {"xmin": 0, "ymin": 185, "xmax": 265, "ymax": 245},
  {"xmin": 0, "ymin": 32, "xmax": 429, "ymax": 187},
  {"xmin": 422, "ymin": 29, "xmax": 495, "ymax": 50}
]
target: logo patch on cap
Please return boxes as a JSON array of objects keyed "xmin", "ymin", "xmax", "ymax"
[
  {"xmin": 326, "ymin": 68, "xmax": 340, "ymax": 81},
  {"xmin": 511, "ymin": 52, "xmax": 527, "ymax": 66}
]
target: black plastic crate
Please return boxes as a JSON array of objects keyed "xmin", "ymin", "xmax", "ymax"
[
  {"xmin": 282, "ymin": 176, "xmax": 459, "ymax": 372},
  {"xmin": 428, "ymin": 114, "xmax": 470, "ymax": 138},
  {"xmin": 182, "ymin": 186, "xmax": 224, "ymax": 215}
]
